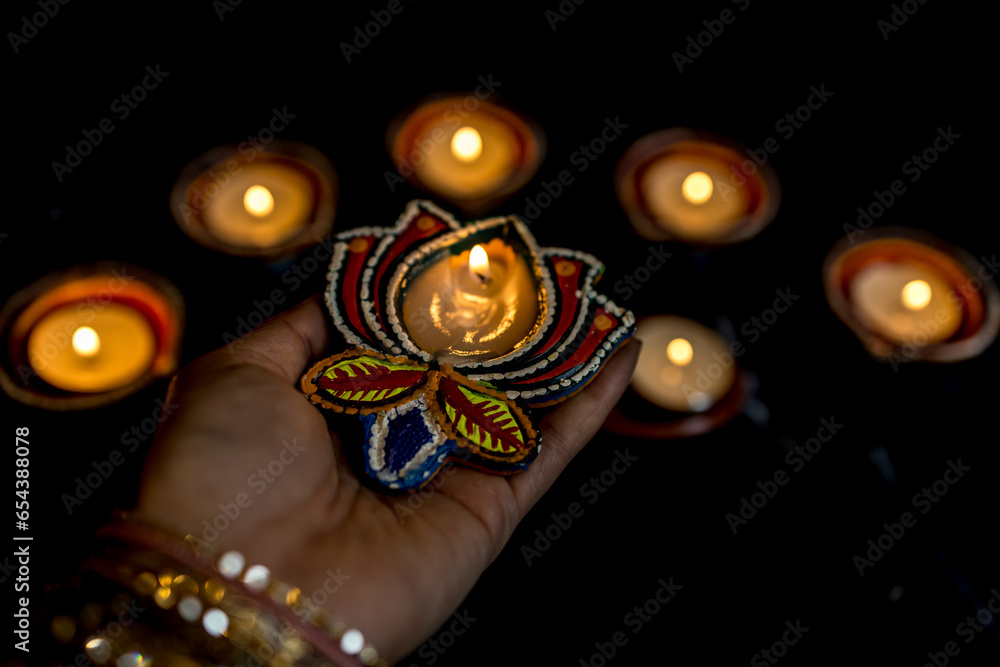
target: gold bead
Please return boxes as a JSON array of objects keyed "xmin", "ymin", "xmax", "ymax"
[
  {"xmin": 203, "ymin": 577, "xmax": 226, "ymax": 603},
  {"xmin": 285, "ymin": 587, "xmax": 303, "ymax": 607},
  {"xmin": 154, "ymin": 584, "xmax": 177, "ymax": 609}
]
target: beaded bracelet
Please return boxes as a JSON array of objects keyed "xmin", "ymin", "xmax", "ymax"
[{"xmin": 46, "ymin": 518, "xmax": 385, "ymax": 667}]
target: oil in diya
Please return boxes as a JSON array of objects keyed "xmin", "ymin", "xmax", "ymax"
[{"xmin": 400, "ymin": 238, "xmax": 539, "ymax": 363}]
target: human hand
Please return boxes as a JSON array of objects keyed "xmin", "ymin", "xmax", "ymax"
[{"xmin": 132, "ymin": 295, "xmax": 640, "ymax": 662}]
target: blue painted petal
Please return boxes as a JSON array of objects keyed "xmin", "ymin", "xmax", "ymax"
[
  {"xmin": 360, "ymin": 396, "xmax": 459, "ymax": 492},
  {"xmin": 385, "ymin": 407, "xmax": 434, "ymax": 473}
]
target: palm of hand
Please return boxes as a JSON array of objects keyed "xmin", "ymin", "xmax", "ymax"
[{"xmin": 133, "ymin": 297, "xmax": 638, "ymax": 662}]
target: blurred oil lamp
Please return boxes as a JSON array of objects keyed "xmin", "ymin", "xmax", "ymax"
[
  {"xmin": 300, "ymin": 200, "xmax": 634, "ymax": 492},
  {"xmin": 615, "ymin": 128, "xmax": 780, "ymax": 245},
  {"xmin": 603, "ymin": 315, "xmax": 748, "ymax": 439},
  {"xmin": 387, "ymin": 95, "xmax": 544, "ymax": 215},
  {"xmin": 824, "ymin": 228, "xmax": 999, "ymax": 362},
  {"xmin": 170, "ymin": 141, "xmax": 337, "ymax": 259},
  {"xmin": 0, "ymin": 264, "xmax": 183, "ymax": 410}
]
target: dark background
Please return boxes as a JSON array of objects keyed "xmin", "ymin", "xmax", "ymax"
[{"xmin": 3, "ymin": 1, "xmax": 998, "ymax": 664}]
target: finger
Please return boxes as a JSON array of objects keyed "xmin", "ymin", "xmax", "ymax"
[
  {"xmin": 506, "ymin": 338, "xmax": 641, "ymax": 515},
  {"xmin": 218, "ymin": 295, "xmax": 331, "ymax": 384}
]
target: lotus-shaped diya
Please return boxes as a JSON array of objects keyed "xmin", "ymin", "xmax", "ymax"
[{"xmin": 300, "ymin": 200, "xmax": 635, "ymax": 492}]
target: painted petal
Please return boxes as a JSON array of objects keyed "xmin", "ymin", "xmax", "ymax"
[
  {"xmin": 431, "ymin": 373, "xmax": 538, "ymax": 464},
  {"xmin": 301, "ymin": 348, "xmax": 430, "ymax": 414},
  {"xmin": 326, "ymin": 200, "xmax": 458, "ymax": 352},
  {"xmin": 521, "ymin": 250, "xmax": 604, "ymax": 364},
  {"xmin": 361, "ymin": 395, "xmax": 458, "ymax": 492}
]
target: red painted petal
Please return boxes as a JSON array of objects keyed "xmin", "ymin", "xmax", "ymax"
[
  {"xmin": 527, "ymin": 256, "xmax": 588, "ymax": 361},
  {"xmin": 338, "ymin": 235, "xmax": 378, "ymax": 345},
  {"xmin": 371, "ymin": 207, "xmax": 453, "ymax": 334},
  {"xmin": 514, "ymin": 307, "xmax": 619, "ymax": 385}
]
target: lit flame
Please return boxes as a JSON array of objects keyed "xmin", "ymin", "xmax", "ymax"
[
  {"xmin": 243, "ymin": 185, "xmax": 275, "ymax": 217},
  {"xmin": 469, "ymin": 244, "xmax": 490, "ymax": 283},
  {"xmin": 901, "ymin": 279, "xmax": 932, "ymax": 310},
  {"xmin": 681, "ymin": 171, "xmax": 713, "ymax": 204},
  {"xmin": 451, "ymin": 126, "xmax": 483, "ymax": 162},
  {"xmin": 72, "ymin": 326, "xmax": 101, "ymax": 357},
  {"xmin": 666, "ymin": 338, "xmax": 693, "ymax": 366}
]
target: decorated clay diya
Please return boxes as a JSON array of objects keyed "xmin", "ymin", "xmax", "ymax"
[{"xmin": 301, "ymin": 200, "xmax": 635, "ymax": 492}]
